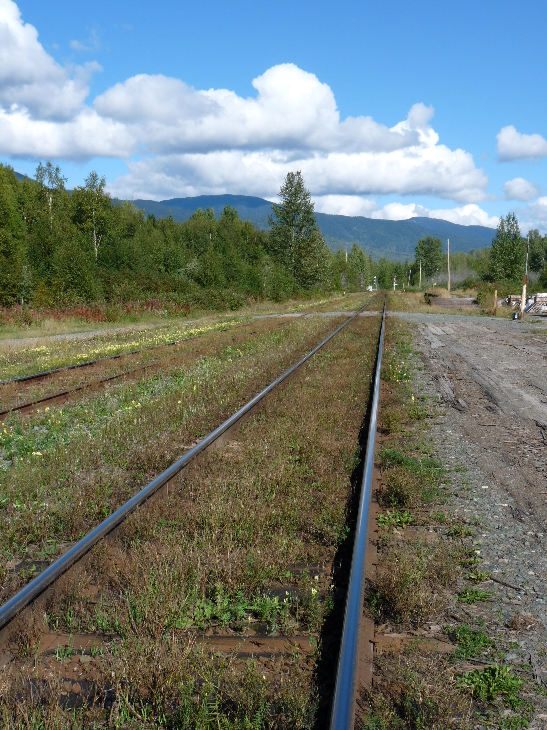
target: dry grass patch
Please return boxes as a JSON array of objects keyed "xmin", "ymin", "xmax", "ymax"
[
  {"xmin": 371, "ymin": 539, "xmax": 460, "ymax": 626},
  {"xmin": 358, "ymin": 652, "xmax": 472, "ymax": 729}
]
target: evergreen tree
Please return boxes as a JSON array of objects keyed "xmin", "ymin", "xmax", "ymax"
[
  {"xmin": 268, "ymin": 171, "xmax": 328, "ymax": 288},
  {"xmin": 415, "ymin": 236, "xmax": 443, "ymax": 279},
  {"xmin": 489, "ymin": 213, "xmax": 525, "ymax": 283}
]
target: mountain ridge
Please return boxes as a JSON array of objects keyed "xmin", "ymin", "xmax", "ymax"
[{"xmin": 131, "ymin": 194, "xmax": 495, "ymax": 261}]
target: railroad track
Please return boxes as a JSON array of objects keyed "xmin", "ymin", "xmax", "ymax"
[
  {"xmin": 0, "ymin": 316, "xmax": 309, "ymax": 422},
  {"xmin": 0, "ymin": 295, "xmax": 385, "ymax": 727},
  {"xmin": 0, "ymin": 329, "xmax": 217, "ymax": 388}
]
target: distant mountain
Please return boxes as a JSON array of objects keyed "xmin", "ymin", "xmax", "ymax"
[{"xmin": 131, "ymin": 193, "xmax": 498, "ymax": 261}]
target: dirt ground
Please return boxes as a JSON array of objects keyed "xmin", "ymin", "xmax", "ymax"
[{"xmin": 396, "ymin": 311, "xmax": 547, "ymax": 721}]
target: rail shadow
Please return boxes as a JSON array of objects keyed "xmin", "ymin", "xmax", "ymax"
[{"xmin": 312, "ymin": 327, "xmax": 381, "ymax": 729}]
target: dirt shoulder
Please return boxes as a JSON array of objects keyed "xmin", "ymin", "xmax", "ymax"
[{"xmin": 406, "ymin": 311, "xmax": 547, "ymax": 722}]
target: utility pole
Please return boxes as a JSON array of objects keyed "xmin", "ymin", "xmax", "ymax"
[
  {"xmin": 408, "ymin": 269, "xmax": 411, "ymax": 287},
  {"xmin": 419, "ymin": 259, "xmax": 422, "ymax": 288},
  {"xmin": 494, "ymin": 281, "xmax": 498, "ymax": 316},
  {"xmin": 393, "ymin": 276, "xmax": 397, "ymax": 292},
  {"xmin": 521, "ymin": 233, "xmax": 530, "ymax": 318},
  {"xmin": 447, "ymin": 238, "xmax": 451, "ymax": 293}
]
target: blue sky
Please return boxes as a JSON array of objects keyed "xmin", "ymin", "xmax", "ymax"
[{"xmin": 2, "ymin": 0, "xmax": 547, "ymax": 231}]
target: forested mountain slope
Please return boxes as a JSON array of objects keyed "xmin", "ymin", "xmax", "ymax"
[{"xmin": 132, "ymin": 195, "xmax": 495, "ymax": 261}]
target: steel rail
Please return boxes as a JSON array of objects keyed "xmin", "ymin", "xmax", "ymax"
[
  {"xmin": 330, "ymin": 298, "xmax": 386, "ymax": 730},
  {"xmin": 0, "ymin": 364, "xmax": 156, "ymax": 421},
  {"xmin": 0, "ymin": 297, "xmax": 380, "ymax": 632}
]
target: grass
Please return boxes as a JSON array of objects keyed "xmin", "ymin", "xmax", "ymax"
[
  {"xmin": 370, "ymin": 540, "xmax": 460, "ymax": 625},
  {"xmin": 466, "ymin": 570, "xmax": 492, "ymax": 583},
  {"xmin": 376, "ymin": 510, "xmax": 414, "ymax": 529},
  {"xmin": 0, "ymin": 313, "xmax": 253, "ymax": 381},
  {"xmin": 448, "ymin": 624, "xmax": 495, "ymax": 659},
  {"xmin": 0, "ymin": 314, "xmax": 348, "ymax": 598},
  {"xmin": 360, "ymin": 653, "xmax": 472, "ymax": 730},
  {"xmin": 456, "ymin": 588, "xmax": 492, "ymax": 604},
  {"xmin": 1, "ymin": 309, "xmax": 379, "ymax": 727},
  {"xmin": 458, "ymin": 665, "xmax": 524, "ymax": 707},
  {"xmin": 0, "ymin": 321, "xmax": 300, "ymax": 462}
]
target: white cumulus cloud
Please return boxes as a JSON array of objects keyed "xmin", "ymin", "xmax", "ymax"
[
  {"xmin": 313, "ymin": 195, "xmax": 378, "ymax": 217},
  {"xmin": 94, "ymin": 65, "xmax": 423, "ymax": 155},
  {"xmin": 107, "ymin": 142, "xmax": 487, "ymax": 204},
  {"xmin": 503, "ymin": 177, "xmax": 540, "ymax": 202},
  {"xmin": 517, "ymin": 197, "xmax": 547, "ymax": 234},
  {"xmin": 370, "ymin": 202, "xmax": 429, "ymax": 221},
  {"xmin": 0, "ymin": 0, "xmax": 100, "ymax": 120},
  {"xmin": 366, "ymin": 202, "xmax": 497, "ymax": 227},
  {"xmin": 0, "ymin": 0, "xmax": 490, "ymax": 208},
  {"xmin": 427, "ymin": 204, "xmax": 498, "ymax": 228},
  {"xmin": 497, "ymin": 125, "xmax": 547, "ymax": 162}
]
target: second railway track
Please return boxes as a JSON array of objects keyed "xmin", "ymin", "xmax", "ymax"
[{"xmin": 0, "ymin": 295, "xmax": 385, "ymax": 728}]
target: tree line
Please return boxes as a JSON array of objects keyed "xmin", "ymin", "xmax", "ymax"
[
  {"xmin": 0, "ymin": 165, "xmax": 377, "ymax": 308},
  {"xmin": 407, "ymin": 215, "xmax": 547, "ymax": 290},
  {"xmin": 2, "ymin": 162, "xmax": 545, "ymax": 309}
]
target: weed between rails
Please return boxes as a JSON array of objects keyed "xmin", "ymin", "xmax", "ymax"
[
  {"xmin": 359, "ymin": 312, "xmax": 535, "ymax": 730},
  {"xmin": 1, "ymin": 314, "xmax": 379, "ymax": 728},
  {"xmin": 0, "ymin": 315, "xmax": 343, "ymax": 601}
]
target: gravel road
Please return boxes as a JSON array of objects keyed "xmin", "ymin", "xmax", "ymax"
[{"xmin": 399, "ymin": 312, "xmax": 547, "ymax": 724}]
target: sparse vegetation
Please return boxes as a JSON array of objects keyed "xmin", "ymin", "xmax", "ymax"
[
  {"xmin": 0, "ymin": 306, "xmax": 380, "ymax": 727},
  {"xmin": 361, "ymin": 304, "xmax": 538, "ymax": 729},
  {"xmin": 457, "ymin": 588, "xmax": 492, "ymax": 604},
  {"xmin": 449, "ymin": 624, "xmax": 495, "ymax": 659}
]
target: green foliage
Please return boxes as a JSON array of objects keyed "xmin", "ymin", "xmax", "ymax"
[
  {"xmin": 467, "ymin": 570, "xmax": 492, "ymax": 583},
  {"xmin": 0, "ymin": 162, "xmax": 298, "ymax": 307},
  {"xmin": 267, "ymin": 171, "xmax": 330, "ymax": 289},
  {"xmin": 376, "ymin": 257, "xmax": 409, "ymax": 289},
  {"xmin": 456, "ymin": 588, "xmax": 492, "ymax": 604},
  {"xmin": 450, "ymin": 624, "xmax": 494, "ymax": 659},
  {"xmin": 377, "ymin": 510, "xmax": 414, "ymax": 528},
  {"xmin": 489, "ymin": 213, "xmax": 525, "ymax": 283},
  {"xmin": 458, "ymin": 665, "xmax": 524, "ymax": 706},
  {"xmin": 347, "ymin": 242, "xmax": 371, "ymax": 287},
  {"xmin": 330, "ymin": 243, "xmax": 372, "ymax": 290},
  {"xmin": 0, "ymin": 165, "xmax": 25, "ymax": 305},
  {"xmin": 539, "ymin": 264, "xmax": 547, "ymax": 290},
  {"xmin": 415, "ymin": 236, "xmax": 443, "ymax": 279},
  {"xmin": 528, "ymin": 228, "xmax": 547, "ymax": 273},
  {"xmin": 5, "ymin": 164, "xmax": 388, "ymax": 307}
]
